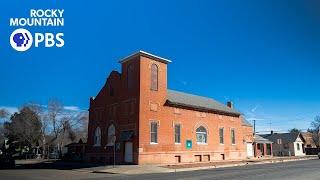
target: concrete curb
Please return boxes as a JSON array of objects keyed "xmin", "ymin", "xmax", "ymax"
[{"xmin": 172, "ymin": 157, "xmax": 318, "ymax": 172}]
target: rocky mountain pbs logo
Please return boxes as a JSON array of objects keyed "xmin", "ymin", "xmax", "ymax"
[{"xmin": 9, "ymin": 9, "xmax": 65, "ymax": 52}]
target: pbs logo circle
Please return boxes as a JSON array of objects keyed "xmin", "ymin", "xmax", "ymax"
[{"xmin": 10, "ymin": 28, "xmax": 33, "ymax": 52}]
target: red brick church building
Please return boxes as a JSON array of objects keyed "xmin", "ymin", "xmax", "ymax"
[{"xmin": 86, "ymin": 51, "xmax": 253, "ymax": 164}]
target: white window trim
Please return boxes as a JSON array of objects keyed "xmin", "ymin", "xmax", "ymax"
[
  {"xmin": 174, "ymin": 123, "xmax": 181, "ymax": 144},
  {"xmin": 231, "ymin": 128, "xmax": 236, "ymax": 145},
  {"xmin": 150, "ymin": 121, "xmax": 158, "ymax": 144},
  {"xmin": 107, "ymin": 124, "xmax": 116, "ymax": 146},
  {"xmin": 93, "ymin": 127, "xmax": 101, "ymax": 147},
  {"xmin": 150, "ymin": 63, "xmax": 159, "ymax": 91},
  {"xmin": 219, "ymin": 127, "xmax": 224, "ymax": 145},
  {"xmin": 196, "ymin": 127, "xmax": 208, "ymax": 145},
  {"xmin": 196, "ymin": 129, "xmax": 208, "ymax": 145}
]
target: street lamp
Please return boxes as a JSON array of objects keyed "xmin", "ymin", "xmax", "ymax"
[
  {"xmin": 105, "ymin": 135, "xmax": 116, "ymax": 168},
  {"xmin": 113, "ymin": 135, "xmax": 116, "ymax": 168}
]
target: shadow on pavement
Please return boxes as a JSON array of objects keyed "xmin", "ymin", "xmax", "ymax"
[{"xmin": 3, "ymin": 160, "xmax": 107, "ymax": 170}]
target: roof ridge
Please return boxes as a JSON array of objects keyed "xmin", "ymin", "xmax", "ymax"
[
  {"xmin": 168, "ymin": 89, "xmax": 232, "ymax": 108},
  {"xmin": 167, "ymin": 89, "xmax": 240, "ymax": 115},
  {"xmin": 119, "ymin": 50, "xmax": 172, "ymax": 64},
  {"xmin": 168, "ymin": 89, "xmax": 220, "ymax": 102}
]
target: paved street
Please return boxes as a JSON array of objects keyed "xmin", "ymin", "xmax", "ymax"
[{"xmin": 0, "ymin": 159, "xmax": 320, "ymax": 180}]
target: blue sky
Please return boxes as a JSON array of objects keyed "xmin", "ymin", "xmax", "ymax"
[{"xmin": 1, "ymin": 0, "xmax": 320, "ymax": 133}]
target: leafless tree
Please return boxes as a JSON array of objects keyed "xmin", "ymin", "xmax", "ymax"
[
  {"xmin": 76, "ymin": 112, "xmax": 89, "ymax": 140},
  {"xmin": 0, "ymin": 109, "xmax": 9, "ymax": 143},
  {"xmin": 47, "ymin": 99, "xmax": 64, "ymax": 141},
  {"xmin": 311, "ymin": 116, "xmax": 320, "ymax": 147},
  {"xmin": 58, "ymin": 112, "xmax": 88, "ymax": 146},
  {"xmin": 59, "ymin": 116, "xmax": 72, "ymax": 151},
  {"xmin": 47, "ymin": 99, "xmax": 89, "ymax": 156},
  {"xmin": 27, "ymin": 103, "xmax": 49, "ymax": 158}
]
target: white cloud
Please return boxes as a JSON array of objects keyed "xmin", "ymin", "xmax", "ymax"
[
  {"xmin": 64, "ymin": 106, "xmax": 80, "ymax": 111},
  {"xmin": 251, "ymin": 105, "xmax": 259, "ymax": 112},
  {"xmin": 0, "ymin": 106, "xmax": 18, "ymax": 115}
]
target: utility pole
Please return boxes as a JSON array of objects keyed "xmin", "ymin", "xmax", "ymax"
[
  {"xmin": 269, "ymin": 119, "xmax": 272, "ymax": 132},
  {"xmin": 113, "ymin": 135, "xmax": 116, "ymax": 168}
]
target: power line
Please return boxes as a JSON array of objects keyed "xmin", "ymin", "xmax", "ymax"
[{"xmin": 256, "ymin": 128, "xmax": 311, "ymax": 134}]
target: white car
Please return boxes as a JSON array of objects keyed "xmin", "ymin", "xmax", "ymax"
[{"xmin": 49, "ymin": 152, "xmax": 59, "ymax": 159}]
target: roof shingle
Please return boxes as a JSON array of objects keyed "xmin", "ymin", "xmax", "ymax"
[
  {"xmin": 260, "ymin": 133, "xmax": 304, "ymax": 144},
  {"xmin": 254, "ymin": 134, "xmax": 273, "ymax": 143},
  {"xmin": 166, "ymin": 89, "xmax": 241, "ymax": 116}
]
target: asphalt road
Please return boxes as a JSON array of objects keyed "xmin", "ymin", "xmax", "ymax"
[{"xmin": 0, "ymin": 159, "xmax": 320, "ymax": 180}]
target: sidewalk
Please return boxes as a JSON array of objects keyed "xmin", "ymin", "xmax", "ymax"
[
  {"xmin": 15, "ymin": 159, "xmax": 51, "ymax": 165},
  {"xmin": 91, "ymin": 164, "xmax": 173, "ymax": 174},
  {"xmin": 91, "ymin": 155, "xmax": 318, "ymax": 175}
]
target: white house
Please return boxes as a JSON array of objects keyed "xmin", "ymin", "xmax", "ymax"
[{"xmin": 261, "ymin": 132, "xmax": 306, "ymax": 156}]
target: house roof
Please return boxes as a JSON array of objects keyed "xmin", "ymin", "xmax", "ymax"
[
  {"xmin": 241, "ymin": 117, "xmax": 253, "ymax": 127},
  {"xmin": 119, "ymin": 50, "xmax": 172, "ymax": 64},
  {"xmin": 65, "ymin": 139, "xmax": 87, "ymax": 147},
  {"xmin": 254, "ymin": 134, "xmax": 273, "ymax": 144},
  {"xmin": 260, "ymin": 133, "xmax": 305, "ymax": 144},
  {"xmin": 166, "ymin": 89, "xmax": 241, "ymax": 116}
]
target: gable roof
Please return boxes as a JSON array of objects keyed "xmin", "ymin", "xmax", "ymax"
[
  {"xmin": 254, "ymin": 134, "xmax": 273, "ymax": 143},
  {"xmin": 166, "ymin": 89, "xmax": 241, "ymax": 116},
  {"xmin": 260, "ymin": 133, "xmax": 305, "ymax": 144},
  {"xmin": 119, "ymin": 50, "xmax": 172, "ymax": 64}
]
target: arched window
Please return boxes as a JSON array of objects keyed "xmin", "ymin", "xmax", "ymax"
[
  {"xmin": 127, "ymin": 64, "xmax": 134, "ymax": 89},
  {"xmin": 107, "ymin": 124, "xmax": 115, "ymax": 146},
  {"xmin": 151, "ymin": 64, "xmax": 158, "ymax": 91},
  {"xmin": 196, "ymin": 126, "xmax": 207, "ymax": 144},
  {"xmin": 94, "ymin": 127, "xmax": 101, "ymax": 146}
]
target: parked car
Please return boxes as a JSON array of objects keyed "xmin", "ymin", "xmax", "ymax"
[
  {"xmin": 318, "ymin": 152, "xmax": 320, "ymax": 159},
  {"xmin": 49, "ymin": 152, "xmax": 59, "ymax": 159}
]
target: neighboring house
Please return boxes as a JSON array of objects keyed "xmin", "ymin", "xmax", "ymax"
[
  {"xmin": 261, "ymin": 132, "xmax": 306, "ymax": 156},
  {"xmin": 64, "ymin": 139, "xmax": 87, "ymax": 161},
  {"xmin": 86, "ymin": 51, "xmax": 253, "ymax": 165},
  {"xmin": 253, "ymin": 135, "xmax": 273, "ymax": 158}
]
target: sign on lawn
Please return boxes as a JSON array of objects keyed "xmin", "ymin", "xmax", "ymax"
[{"xmin": 186, "ymin": 140, "xmax": 192, "ymax": 149}]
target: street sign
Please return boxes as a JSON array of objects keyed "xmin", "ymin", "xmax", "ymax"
[
  {"xmin": 186, "ymin": 140, "xmax": 192, "ymax": 149},
  {"xmin": 116, "ymin": 143, "xmax": 120, "ymax": 151}
]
